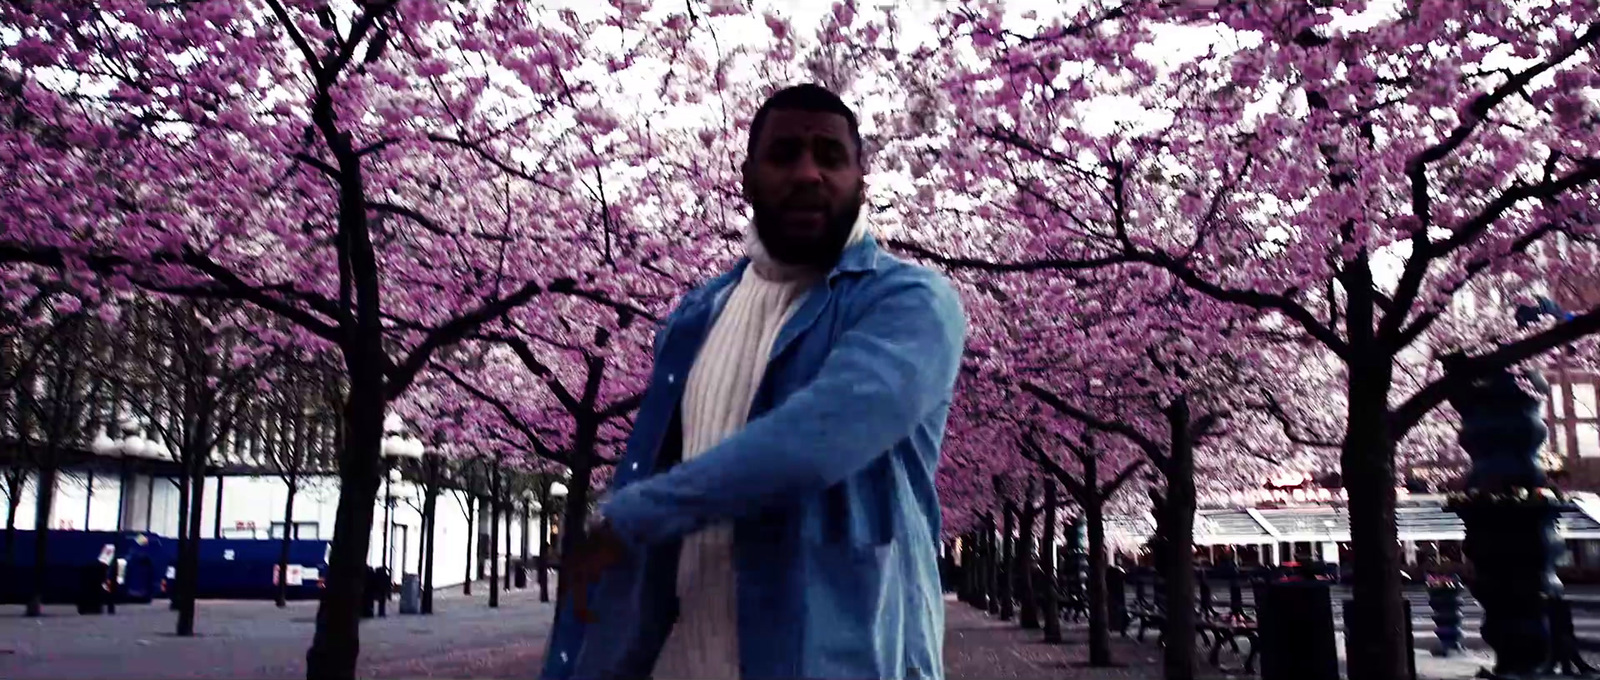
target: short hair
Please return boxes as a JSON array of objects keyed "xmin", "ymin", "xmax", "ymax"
[{"xmin": 747, "ymin": 83, "xmax": 863, "ymax": 165}]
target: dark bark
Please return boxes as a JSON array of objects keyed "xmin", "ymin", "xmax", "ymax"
[
  {"xmin": 552, "ymin": 418, "xmax": 599, "ymax": 611},
  {"xmin": 979, "ymin": 512, "xmax": 992, "ymax": 611},
  {"xmin": 176, "ymin": 444, "xmax": 208, "ymax": 636},
  {"xmin": 1343, "ymin": 364, "xmax": 1408, "ymax": 680},
  {"xmin": 1018, "ymin": 499, "xmax": 1040, "ymax": 629},
  {"xmin": 213, "ymin": 476, "xmax": 224, "ymax": 537},
  {"xmin": 462, "ymin": 495, "xmax": 474, "ymax": 596},
  {"xmin": 1159, "ymin": 398, "xmax": 1199, "ymax": 680},
  {"xmin": 26, "ymin": 463, "xmax": 56, "ymax": 617},
  {"xmin": 171, "ymin": 470, "xmax": 189, "ymax": 612},
  {"xmin": 277, "ymin": 479, "xmax": 297, "ymax": 608},
  {"xmin": 536, "ymin": 503, "xmax": 550, "ymax": 603},
  {"xmin": 303, "ymin": 378, "xmax": 384, "ymax": 680},
  {"xmin": 1041, "ymin": 483, "xmax": 1062, "ymax": 643},
  {"xmin": 1085, "ymin": 482, "xmax": 1112, "ymax": 666},
  {"xmin": 502, "ymin": 498, "xmax": 512, "ymax": 592},
  {"xmin": 421, "ymin": 465, "xmax": 437, "ymax": 614},
  {"xmin": 1000, "ymin": 502, "xmax": 1016, "ymax": 621},
  {"xmin": 4, "ymin": 465, "xmax": 25, "ymax": 585},
  {"xmin": 489, "ymin": 463, "xmax": 500, "ymax": 608}
]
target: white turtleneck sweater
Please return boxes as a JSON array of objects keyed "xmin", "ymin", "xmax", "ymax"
[{"xmin": 650, "ymin": 222, "xmax": 866, "ymax": 680}]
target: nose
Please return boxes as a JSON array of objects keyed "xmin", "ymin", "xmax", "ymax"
[{"xmin": 792, "ymin": 151, "xmax": 824, "ymax": 184}]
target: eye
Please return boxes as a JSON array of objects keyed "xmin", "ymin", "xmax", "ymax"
[
  {"xmin": 813, "ymin": 141, "xmax": 848, "ymax": 168},
  {"xmin": 766, "ymin": 140, "xmax": 802, "ymax": 164}
]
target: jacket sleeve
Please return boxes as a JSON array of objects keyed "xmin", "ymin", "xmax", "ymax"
[{"xmin": 599, "ymin": 269, "xmax": 967, "ymax": 548}]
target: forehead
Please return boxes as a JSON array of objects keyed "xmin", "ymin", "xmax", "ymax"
[{"xmin": 754, "ymin": 109, "xmax": 854, "ymax": 148}]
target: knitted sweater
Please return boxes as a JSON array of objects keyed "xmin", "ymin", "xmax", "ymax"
[{"xmin": 650, "ymin": 223, "xmax": 865, "ymax": 679}]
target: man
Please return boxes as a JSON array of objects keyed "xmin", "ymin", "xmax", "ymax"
[{"xmin": 540, "ymin": 83, "xmax": 966, "ymax": 680}]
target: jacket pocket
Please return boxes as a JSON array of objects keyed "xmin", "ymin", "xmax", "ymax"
[{"xmin": 799, "ymin": 540, "xmax": 902, "ymax": 678}]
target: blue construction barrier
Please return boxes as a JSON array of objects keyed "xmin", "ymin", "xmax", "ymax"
[
  {"xmin": 156, "ymin": 538, "xmax": 330, "ymax": 601},
  {"xmin": 0, "ymin": 530, "xmax": 168, "ymax": 604}
]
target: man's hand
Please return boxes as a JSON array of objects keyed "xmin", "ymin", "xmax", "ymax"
[{"xmin": 565, "ymin": 519, "xmax": 628, "ymax": 624}]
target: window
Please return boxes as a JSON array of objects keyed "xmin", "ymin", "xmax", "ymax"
[
  {"xmin": 1575, "ymin": 384, "xmax": 1598, "ymax": 420},
  {"xmin": 1578, "ymin": 424, "xmax": 1600, "ymax": 460},
  {"xmin": 270, "ymin": 521, "xmax": 319, "ymax": 540}
]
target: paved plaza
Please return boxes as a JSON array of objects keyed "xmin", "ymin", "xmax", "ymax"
[{"xmin": 0, "ymin": 586, "xmax": 1590, "ymax": 679}]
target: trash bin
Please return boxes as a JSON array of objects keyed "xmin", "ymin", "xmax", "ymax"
[
  {"xmin": 399, "ymin": 574, "xmax": 421, "ymax": 614},
  {"xmin": 77, "ymin": 563, "xmax": 107, "ymax": 615},
  {"xmin": 514, "ymin": 560, "xmax": 528, "ymax": 589},
  {"xmin": 362, "ymin": 567, "xmax": 380, "ymax": 618},
  {"xmin": 1255, "ymin": 580, "xmax": 1338, "ymax": 680},
  {"xmin": 1106, "ymin": 567, "xmax": 1128, "ymax": 632}
]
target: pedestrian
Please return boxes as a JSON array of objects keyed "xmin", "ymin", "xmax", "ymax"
[{"xmin": 540, "ymin": 83, "xmax": 967, "ymax": 680}]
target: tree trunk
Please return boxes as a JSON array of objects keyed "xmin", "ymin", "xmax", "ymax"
[
  {"xmin": 171, "ymin": 469, "xmax": 190, "ymax": 612},
  {"xmin": 1086, "ymin": 493, "xmax": 1113, "ymax": 666},
  {"xmin": 1160, "ymin": 399, "xmax": 1199, "ymax": 680},
  {"xmin": 277, "ymin": 479, "xmax": 297, "ymax": 608},
  {"xmin": 1019, "ymin": 503, "xmax": 1040, "ymax": 629},
  {"xmin": 422, "ymin": 476, "xmax": 437, "ymax": 615},
  {"xmin": 985, "ymin": 513, "xmax": 999, "ymax": 616},
  {"xmin": 462, "ymin": 496, "xmax": 474, "ymax": 596},
  {"xmin": 302, "ymin": 380, "xmax": 385, "ymax": 680},
  {"xmin": 176, "ymin": 451, "xmax": 207, "ymax": 636},
  {"xmin": 537, "ymin": 503, "xmax": 550, "ymax": 603},
  {"xmin": 1000, "ymin": 502, "xmax": 1016, "ymax": 621},
  {"xmin": 489, "ymin": 463, "xmax": 501, "ymax": 609},
  {"xmin": 503, "ymin": 503, "xmax": 512, "ymax": 592},
  {"xmin": 552, "ymin": 420, "xmax": 598, "ymax": 612},
  {"xmin": 520, "ymin": 501, "xmax": 530, "ymax": 569},
  {"xmin": 26, "ymin": 464, "xmax": 57, "ymax": 617},
  {"xmin": 4, "ymin": 471, "xmax": 24, "ymax": 582},
  {"xmin": 1343, "ymin": 366, "xmax": 1407, "ymax": 680},
  {"xmin": 1041, "ymin": 484, "xmax": 1062, "ymax": 643}
]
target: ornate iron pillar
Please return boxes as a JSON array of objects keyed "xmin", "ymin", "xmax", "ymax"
[{"xmin": 1446, "ymin": 360, "xmax": 1569, "ymax": 678}]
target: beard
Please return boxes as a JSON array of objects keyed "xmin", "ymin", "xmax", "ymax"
[{"xmin": 750, "ymin": 186, "xmax": 863, "ymax": 269}]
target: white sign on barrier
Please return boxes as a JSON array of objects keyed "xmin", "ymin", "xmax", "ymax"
[
  {"xmin": 222, "ymin": 549, "xmax": 235, "ymax": 561},
  {"xmin": 287, "ymin": 565, "xmax": 304, "ymax": 586},
  {"xmin": 98, "ymin": 544, "xmax": 115, "ymax": 565},
  {"xmin": 302, "ymin": 568, "xmax": 319, "ymax": 582}
]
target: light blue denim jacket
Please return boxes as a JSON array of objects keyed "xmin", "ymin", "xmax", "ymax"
[{"xmin": 540, "ymin": 235, "xmax": 966, "ymax": 680}]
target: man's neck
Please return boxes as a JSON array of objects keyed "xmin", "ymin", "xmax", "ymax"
[{"xmin": 744, "ymin": 219, "xmax": 868, "ymax": 282}]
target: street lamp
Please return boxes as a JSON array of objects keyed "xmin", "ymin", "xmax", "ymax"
[{"xmin": 379, "ymin": 423, "xmax": 423, "ymax": 617}]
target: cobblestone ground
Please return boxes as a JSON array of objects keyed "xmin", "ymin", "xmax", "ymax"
[
  {"xmin": 0, "ymin": 584, "xmax": 558, "ymax": 680},
  {"xmin": 942, "ymin": 593, "xmax": 1496, "ymax": 680},
  {"xmin": 0, "ymin": 586, "xmax": 1523, "ymax": 679}
]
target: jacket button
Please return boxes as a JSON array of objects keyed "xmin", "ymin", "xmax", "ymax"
[
  {"xmin": 667, "ymin": 373, "xmax": 676, "ymax": 384},
  {"xmin": 630, "ymin": 462, "xmax": 639, "ymax": 471}
]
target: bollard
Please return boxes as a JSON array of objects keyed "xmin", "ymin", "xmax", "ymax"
[
  {"xmin": 1426, "ymin": 578, "xmax": 1465, "ymax": 657},
  {"xmin": 1107, "ymin": 567, "xmax": 1129, "ymax": 634},
  {"xmin": 1255, "ymin": 580, "xmax": 1338, "ymax": 680},
  {"xmin": 399, "ymin": 574, "xmax": 421, "ymax": 614}
]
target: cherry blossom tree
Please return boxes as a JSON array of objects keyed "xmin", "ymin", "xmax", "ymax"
[
  {"xmin": 0, "ymin": 1, "xmax": 741, "ymax": 674},
  {"xmin": 885, "ymin": 2, "xmax": 1600, "ymax": 675}
]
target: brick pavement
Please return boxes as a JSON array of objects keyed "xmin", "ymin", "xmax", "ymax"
[
  {"xmin": 942, "ymin": 594, "xmax": 1228, "ymax": 680},
  {"xmin": 0, "ymin": 586, "xmax": 1508, "ymax": 679}
]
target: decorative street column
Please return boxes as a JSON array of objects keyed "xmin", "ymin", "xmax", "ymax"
[{"xmin": 1446, "ymin": 360, "xmax": 1572, "ymax": 678}]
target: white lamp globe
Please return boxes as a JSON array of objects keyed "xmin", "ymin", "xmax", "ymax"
[
  {"xmin": 92, "ymin": 429, "xmax": 119, "ymax": 456},
  {"xmin": 550, "ymin": 482, "xmax": 568, "ymax": 498}
]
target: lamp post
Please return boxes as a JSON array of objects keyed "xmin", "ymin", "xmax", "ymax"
[
  {"xmin": 90, "ymin": 418, "xmax": 164, "ymax": 615},
  {"xmin": 379, "ymin": 420, "xmax": 423, "ymax": 617}
]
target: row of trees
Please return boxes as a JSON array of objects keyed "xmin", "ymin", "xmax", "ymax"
[
  {"xmin": 0, "ymin": 288, "xmax": 573, "ymax": 625},
  {"xmin": 4, "ymin": 1, "xmax": 1598, "ymax": 679}
]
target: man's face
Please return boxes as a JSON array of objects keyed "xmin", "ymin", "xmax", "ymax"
[{"xmin": 742, "ymin": 109, "xmax": 865, "ymax": 267}]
